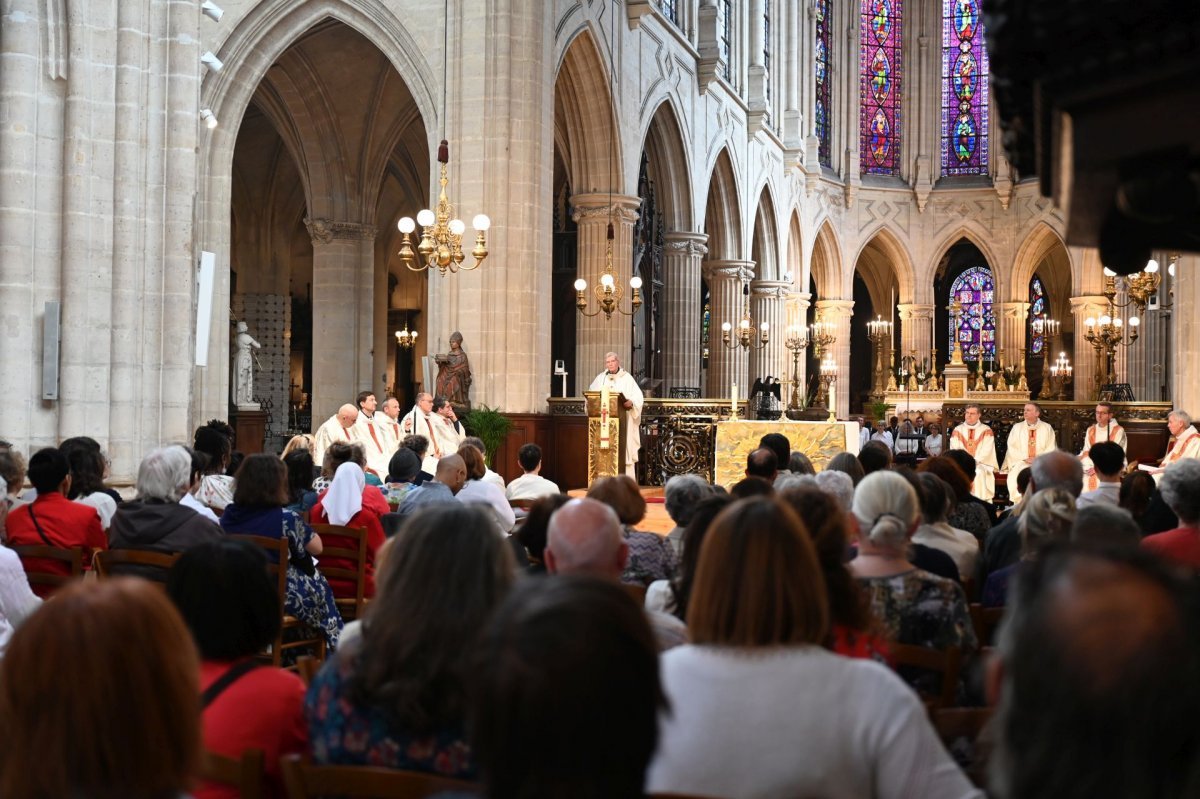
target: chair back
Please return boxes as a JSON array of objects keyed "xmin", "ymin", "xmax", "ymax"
[
  {"xmin": 93, "ymin": 549, "xmax": 181, "ymax": 582},
  {"xmin": 310, "ymin": 523, "xmax": 368, "ymax": 621},
  {"xmin": 620, "ymin": 582, "xmax": 648, "ymax": 606},
  {"xmin": 11, "ymin": 545, "xmax": 84, "ymax": 596},
  {"xmin": 890, "ymin": 644, "xmax": 963, "ymax": 710},
  {"xmin": 295, "ymin": 655, "xmax": 321, "ymax": 687},
  {"xmin": 231, "ymin": 534, "xmax": 327, "ymax": 669},
  {"xmin": 279, "ymin": 755, "xmax": 477, "ymax": 799},
  {"xmin": 969, "ymin": 603, "xmax": 1006, "ymax": 647},
  {"xmin": 199, "ymin": 748, "xmax": 265, "ymax": 799}
]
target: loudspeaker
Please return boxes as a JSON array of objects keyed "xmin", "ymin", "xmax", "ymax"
[
  {"xmin": 195, "ymin": 251, "xmax": 216, "ymax": 366},
  {"xmin": 42, "ymin": 301, "xmax": 61, "ymax": 400}
]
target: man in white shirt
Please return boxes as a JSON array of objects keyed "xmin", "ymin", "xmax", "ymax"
[
  {"xmin": 506, "ymin": 443, "xmax": 561, "ymax": 501},
  {"xmin": 353, "ymin": 390, "xmax": 392, "ymax": 479},
  {"xmin": 1000, "ymin": 402, "xmax": 1057, "ymax": 502},
  {"xmin": 1075, "ymin": 442, "xmax": 1124, "ymax": 508},
  {"xmin": 375, "ymin": 397, "xmax": 404, "ymax": 449},
  {"xmin": 314, "ymin": 404, "xmax": 359, "ymax": 464},
  {"xmin": 857, "ymin": 417, "xmax": 871, "ymax": 453},
  {"xmin": 588, "ymin": 352, "xmax": 644, "ymax": 480},
  {"xmin": 950, "ymin": 403, "xmax": 999, "ymax": 502},
  {"xmin": 1078, "ymin": 401, "xmax": 1127, "ymax": 492}
]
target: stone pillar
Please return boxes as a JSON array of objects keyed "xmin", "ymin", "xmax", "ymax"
[
  {"xmin": 307, "ymin": 219, "xmax": 377, "ymax": 425},
  {"xmin": 662, "ymin": 232, "xmax": 708, "ymax": 393},
  {"xmin": 750, "ymin": 280, "xmax": 789, "ymax": 383},
  {"xmin": 703, "ymin": 260, "xmax": 756, "ymax": 398},
  {"xmin": 995, "ymin": 301, "xmax": 1030, "ymax": 372},
  {"xmin": 1070, "ymin": 295, "xmax": 1110, "ymax": 401},
  {"xmin": 815, "ymin": 298, "xmax": 855, "ymax": 418},
  {"xmin": 897, "ymin": 303, "xmax": 935, "ymax": 362},
  {"xmin": 1172, "ymin": 254, "xmax": 1200, "ymax": 411},
  {"xmin": 747, "ymin": 0, "xmax": 768, "ymax": 126},
  {"xmin": 571, "ymin": 193, "xmax": 641, "ymax": 387}
]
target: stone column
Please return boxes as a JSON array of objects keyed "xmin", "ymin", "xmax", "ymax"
[
  {"xmin": 662, "ymin": 232, "xmax": 708, "ymax": 393},
  {"xmin": 571, "ymin": 193, "xmax": 641, "ymax": 387},
  {"xmin": 1172, "ymin": 254, "xmax": 1200, "ymax": 411},
  {"xmin": 815, "ymin": 298, "xmax": 855, "ymax": 418},
  {"xmin": 750, "ymin": 280, "xmax": 789, "ymax": 384},
  {"xmin": 746, "ymin": 0, "xmax": 768, "ymax": 126},
  {"xmin": 995, "ymin": 301, "xmax": 1030, "ymax": 373},
  {"xmin": 1070, "ymin": 295, "xmax": 1110, "ymax": 401},
  {"xmin": 897, "ymin": 303, "xmax": 935, "ymax": 362},
  {"xmin": 307, "ymin": 218, "xmax": 377, "ymax": 424},
  {"xmin": 703, "ymin": 260, "xmax": 756, "ymax": 398}
]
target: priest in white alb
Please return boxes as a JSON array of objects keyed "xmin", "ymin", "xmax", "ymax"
[
  {"xmin": 313, "ymin": 404, "xmax": 360, "ymax": 463},
  {"xmin": 1000, "ymin": 402, "xmax": 1057, "ymax": 502},
  {"xmin": 353, "ymin": 391, "xmax": 393, "ymax": 480},
  {"xmin": 1143, "ymin": 409, "xmax": 1200, "ymax": 482},
  {"xmin": 949, "ymin": 403, "xmax": 999, "ymax": 502},
  {"xmin": 1078, "ymin": 401, "xmax": 1127, "ymax": 492},
  {"xmin": 588, "ymin": 352, "xmax": 644, "ymax": 481}
]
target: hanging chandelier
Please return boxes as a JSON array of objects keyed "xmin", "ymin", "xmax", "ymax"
[
  {"xmin": 575, "ymin": 222, "xmax": 642, "ymax": 319},
  {"xmin": 721, "ymin": 282, "xmax": 768, "ymax": 350},
  {"xmin": 396, "ymin": 140, "xmax": 490, "ymax": 276},
  {"xmin": 394, "ymin": 317, "xmax": 418, "ymax": 349}
]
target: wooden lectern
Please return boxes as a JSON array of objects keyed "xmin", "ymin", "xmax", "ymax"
[{"xmin": 584, "ymin": 390, "xmax": 627, "ymax": 485}]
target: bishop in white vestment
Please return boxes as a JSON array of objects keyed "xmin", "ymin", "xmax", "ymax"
[
  {"xmin": 949, "ymin": 405, "xmax": 999, "ymax": 502},
  {"xmin": 1000, "ymin": 403, "xmax": 1057, "ymax": 503},
  {"xmin": 588, "ymin": 352, "xmax": 644, "ymax": 481}
]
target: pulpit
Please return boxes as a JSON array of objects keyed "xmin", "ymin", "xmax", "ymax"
[{"xmin": 584, "ymin": 390, "xmax": 627, "ymax": 485}]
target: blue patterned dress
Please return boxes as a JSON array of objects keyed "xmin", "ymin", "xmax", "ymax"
[{"xmin": 221, "ymin": 504, "xmax": 344, "ymax": 649}]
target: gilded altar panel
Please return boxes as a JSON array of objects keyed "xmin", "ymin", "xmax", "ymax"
[{"xmin": 714, "ymin": 421, "xmax": 858, "ymax": 489}]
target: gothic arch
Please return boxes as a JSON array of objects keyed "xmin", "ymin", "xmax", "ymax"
[
  {"xmin": 809, "ymin": 219, "xmax": 842, "ymax": 299},
  {"xmin": 640, "ymin": 99, "xmax": 693, "ymax": 231},
  {"xmin": 702, "ymin": 147, "xmax": 743, "ymax": 260},
  {"xmin": 852, "ymin": 227, "xmax": 916, "ymax": 303},
  {"xmin": 750, "ymin": 187, "xmax": 781, "ymax": 281},
  {"xmin": 1011, "ymin": 222, "xmax": 1073, "ymax": 301},
  {"xmin": 554, "ymin": 29, "xmax": 623, "ymax": 195},
  {"xmin": 929, "ymin": 225, "xmax": 1006, "ymax": 301},
  {"xmin": 785, "ymin": 210, "xmax": 803, "ymax": 287}
]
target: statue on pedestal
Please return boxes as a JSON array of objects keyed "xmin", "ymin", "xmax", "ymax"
[
  {"xmin": 435, "ymin": 331, "xmax": 472, "ymax": 409},
  {"xmin": 233, "ymin": 321, "xmax": 262, "ymax": 410}
]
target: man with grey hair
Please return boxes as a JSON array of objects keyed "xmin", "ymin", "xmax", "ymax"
[
  {"xmin": 663, "ymin": 474, "xmax": 713, "ymax": 556},
  {"xmin": 978, "ymin": 450, "xmax": 1084, "ymax": 585},
  {"xmin": 1145, "ymin": 409, "xmax": 1200, "ymax": 481},
  {"xmin": 1142, "ymin": 458, "xmax": 1200, "ymax": 569},
  {"xmin": 108, "ymin": 446, "xmax": 222, "ymax": 574},
  {"xmin": 1071, "ymin": 504, "xmax": 1141, "ymax": 548},
  {"xmin": 546, "ymin": 498, "xmax": 686, "ymax": 650},
  {"xmin": 588, "ymin": 352, "xmax": 644, "ymax": 480}
]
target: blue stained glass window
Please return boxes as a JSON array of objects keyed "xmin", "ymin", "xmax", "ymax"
[
  {"xmin": 816, "ymin": 0, "xmax": 832, "ymax": 167},
  {"xmin": 860, "ymin": 0, "xmax": 903, "ymax": 175},
  {"xmin": 658, "ymin": 0, "xmax": 678, "ymax": 25},
  {"xmin": 941, "ymin": 0, "xmax": 989, "ymax": 175},
  {"xmin": 1029, "ymin": 275, "xmax": 1048, "ymax": 355},
  {"xmin": 948, "ymin": 266, "xmax": 996, "ymax": 362},
  {"xmin": 718, "ymin": 0, "xmax": 733, "ymax": 81}
]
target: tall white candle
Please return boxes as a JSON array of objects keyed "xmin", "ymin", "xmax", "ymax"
[{"xmin": 732, "ymin": 382, "xmax": 738, "ymax": 414}]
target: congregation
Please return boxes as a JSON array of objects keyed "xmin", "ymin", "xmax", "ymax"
[{"xmin": 1, "ymin": 396, "xmax": 1199, "ymax": 799}]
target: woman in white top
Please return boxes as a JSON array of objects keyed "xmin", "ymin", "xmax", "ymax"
[
  {"xmin": 913, "ymin": 472, "xmax": 980, "ymax": 580},
  {"xmin": 646, "ymin": 496, "xmax": 982, "ymax": 799},
  {"xmin": 61, "ymin": 438, "xmax": 118, "ymax": 530},
  {"xmin": 455, "ymin": 445, "xmax": 515, "ymax": 534},
  {"xmin": 192, "ymin": 424, "xmax": 235, "ymax": 510},
  {"xmin": 924, "ymin": 422, "xmax": 945, "ymax": 457}
]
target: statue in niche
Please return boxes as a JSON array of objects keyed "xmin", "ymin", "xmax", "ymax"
[
  {"xmin": 435, "ymin": 331, "xmax": 472, "ymax": 408},
  {"xmin": 233, "ymin": 321, "xmax": 263, "ymax": 409}
]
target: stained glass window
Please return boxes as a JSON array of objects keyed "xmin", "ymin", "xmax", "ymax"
[
  {"xmin": 815, "ymin": 0, "xmax": 832, "ymax": 167},
  {"xmin": 717, "ymin": 0, "xmax": 732, "ymax": 81},
  {"xmin": 658, "ymin": 0, "xmax": 678, "ymax": 25},
  {"xmin": 701, "ymin": 301, "xmax": 712, "ymax": 365},
  {"xmin": 1029, "ymin": 275, "xmax": 1048, "ymax": 356},
  {"xmin": 941, "ymin": 0, "xmax": 989, "ymax": 175},
  {"xmin": 948, "ymin": 266, "xmax": 996, "ymax": 362},
  {"xmin": 764, "ymin": 0, "xmax": 772, "ymax": 105},
  {"xmin": 860, "ymin": 0, "xmax": 903, "ymax": 176}
]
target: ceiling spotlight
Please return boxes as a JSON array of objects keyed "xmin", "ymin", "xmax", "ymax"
[
  {"xmin": 200, "ymin": 2, "xmax": 223, "ymax": 22},
  {"xmin": 199, "ymin": 109, "xmax": 218, "ymax": 129},
  {"xmin": 200, "ymin": 51, "xmax": 223, "ymax": 73}
]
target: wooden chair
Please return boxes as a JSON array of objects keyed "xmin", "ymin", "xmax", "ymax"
[
  {"xmin": 621, "ymin": 582, "xmax": 648, "ymax": 606},
  {"xmin": 279, "ymin": 755, "xmax": 478, "ymax": 799},
  {"xmin": 310, "ymin": 523, "xmax": 368, "ymax": 622},
  {"xmin": 93, "ymin": 549, "xmax": 181, "ymax": 582},
  {"xmin": 234, "ymin": 535, "xmax": 327, "ymax": 669},
  {"xmin": 969, "ymin": 603, "xmax": 1006, "ymax": 647},
  {"xmin": 933, "ymin": 707, "xmax": 994, "ymax": 788},
  {"xmin": 198, "ymin": 748, "xmax": 265, "ymax": 799},
  {"xmin": 295, "ymin": 655, "xmax": 321, "ymax": 687},
  {"xmin": 890, "ymin": 644, "xmax": 963, "ymax": 710},
  {"xmin": 11, "ymin": 545, "xmax": 84, "ymax": 596}
]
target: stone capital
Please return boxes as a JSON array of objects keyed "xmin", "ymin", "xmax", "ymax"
[
  {"xmin": 750, "ymin": 280, "xmax": 790, "ymax": 301},
  {"xmin": 995, "ymin": 301, "xmax": 1031, "ymax": 321},
  {"xmin": 304, "ymin": 217, "xmax": 378, "ymax": 244},
  {"xmin": 570, "ymin": 192, "xmax": 641, "ymax": 226},
  {"xmin": 1070, "ymin": 295, "xmax": 1111, "ymax": 317},
  {"xmin": 814, "ymin": 298, "xmax": 855, "ymax": 320},
  {"xmin": 703, "ymin": 259, "xmax": 756, "ymax": 284},
  {"xmin": 663, "ymin": 231, "xmax": 709, "ymax": 257},
  {"xmin": 896, "ymin": 303, "xmax": 935, "ymax": 321}
]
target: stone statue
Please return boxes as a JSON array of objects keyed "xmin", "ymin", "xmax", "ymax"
[
  {"xmin": 435, "ymin": 331, "xmax": 472, "ymax": 408},
  {"xmin": 233, "ymin": 321, "xmax": 262, "ymax": 409}
]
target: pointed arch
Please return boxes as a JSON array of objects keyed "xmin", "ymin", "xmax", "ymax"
[
  {"xmin": 853, "ymin": 226, "xmax": 916, "ymax": 302},
  {"xmin": 929, "ymin": 224, "xmax": 1005, "ymax": 300},
  {"xmin": 554, "ymin": 29, "xmax": 623, "ymax": 195},
  {"xmin": 640, "ymin": 99, "xmax": 693, "ymax": 231},
  {"xmin": 702, "ymin": 147, "xmax": 742, "ymax": 260},
  {"xmin": 1011, "ymin": 222, "xmax": 1072, "ymax": 300},
  {"xmin": 750, "ymin": 187, "xmax": 781, "ymax": 281},
  {"xmin": 810, "ymin": 218, "xmax": 842, "ymax": 299},
  {"xmin": 785, "ymin": 210, "xmax": 803, "ymax": 286}
]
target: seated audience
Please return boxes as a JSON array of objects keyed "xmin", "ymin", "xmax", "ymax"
[
  {"xmin": 998, "ymin": 467, "xmax": 1033, "ymax": 522},
  {"xmin": 514, "ymin": 493, "xmax": 569, "ymax": 574},
  {"xmin": 827, "ymin": 451, "xmax": 866, "ymax": 486},
  {"xmin": 181, "ymin": 449, "xmax": 221, "ymax": 522},
  {"xmin": 0, "ymin": 449, "xmax": 29, "ymax": 511},
  {"xmin": 730, "ymin": 476, "xmax": 775, "ymax": 498},
  {"xmin": 0, "ymin": 579, "xmax": 200, "ymax": 799},
  {"xmin": 398, "ymin": 454, "xmax": 466, "ymax": 517},
  {"xmin": 306, "ymin": 504, "xmax": 513, "ymax": 777},
  {"xmin": 859, "ymin": 440, "xmax": 893, "ymax": 475},
  {"xmin": 815, "ymin": 468, "xmax": 855, "ymax": 513},
  {"xmin": 787, "ymin": 451, "xmax": 815, "ymax": 475},
  {"xmin": 849, "ymin": 471, "xmax": 976, "ymax": 661},
  {"xmin": 988, "ymin": 544, "xmax": 1200, "ymax": 799},
  {"xmin": 462, "ymin": 436, "xmax": 506, "ymax": 491},
  {"xmin": 317, "ymin": 442, "xmax": 387, "ymax": 497},
  {"xmin": 456, "ymin": 445, "xmax": 515, "ymax": 534},
  {"xmin": 778, "ymin": 486, "xmax": 890, "ymax": 664},
  {"xmin": 745, "ymin": 447, "xmax": 779, "ymax": 482},
  {"xmin": 382, "ymin": 448, "xmax": 422, "ymax": 511},
  {"xmin": 646, "ymin": 494, "xmax": 733, "ymax": 620},
  {"xmin": 108, "ymin": 446, "xmax": 222, "ymax": 577},
  {"xmin": 167, "ymin": 540, "xmax": 308, "ymax": 799},
  {"xmin": 193, "ymin": 421, "xmax": 236, "ymax": 510},
  {"xmin": 1142, "ymin": 459, "xmax": 1200, "ymax": 569},
  {"xmin": 586, "ymin": 475, "xmax": 676, "ymax": 586},
  {"xmin": 504, "ymin": 443, "xmax": 561, "ymax": 502},
  {"xmin": 759, "ymin": 433, "xmax": 791, "ymax": 473},
  {"xmin": 661, "ymin": 474, "xmax": 714, "ymax": 557},
  {"xmin": 281, "ymin": 434, "xmax": 316, "ymax": 459},
  {"xmin": 913, "ymin": 472, "xmax": 980, "ymax": 581},
  {"xmin": 310, "ymin": 462, "xmax": 387, "ymax": 597},
  {"xmin": 919, "ymin": 456, "xmax": 991, "ymax": 542},
  {"xmin": 0, "ymin": 478, "xmax": 40, "ymax": 658},
  {"xmin": 4, "ymin": 448, "xmax": 106, "ymax": 591},
  {"xmin": 1075, "ymin": 441, "xmax": 1124, "ymax": 508},
  {"xmin": 1119, "ymin": 469, "xmax": 1156, "ymax": 521},
  {"xmin": 982, "ymin": 489, "xmax": 1076, "ymax": 608},
  {"xmin": 220, "ymin": 454, "xmax": 342, "ymax": 650},
  {"xmin": 943, "ymin": 449, "xmax": 999, "ymax": 525},
  {"xmin": 283, "ymin": 449, "xmax": 318, "ymax": 515},
  {"xmin": 646, "ymin": 496, "xmax": 980, "ymax": 799},
  {"xmin": 60, "ymin": 436, "xmax": 117, "ymax": 530},
  {"xmin": 1071, "ymin": 504, "xmax": 1142, "ymax": 548},
  {"xmin": 546, "ymin": 498, "xmax": 687, "ymax": 650},
  {"xmin": 470, "ymin": 577, "xmax": 665, "ymax": 799},
  {"xmin": 399, "ymin": 434, "xmax": 435, "ymax": 485}
]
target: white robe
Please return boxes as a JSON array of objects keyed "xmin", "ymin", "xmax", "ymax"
[
  {"xmin": 374, "ymin": 411, "xmax": 404, "ymax": 451},
  {"xmin": 354, "ymin": 412, "xmax": 394, "ymax": 479},
  {"xmin": 589, "ymin": 368, "xmax": 644, "ymax": 476},
  {"xmin": 1151, "ymin": 426, "xmax": 1200, "ymax": 483},
  {"xmin": 431, "ymin": 415, "xmax": 466, "ymax": 459},
  {"xmin": 1078, "ymin": 422, "xmax": 1127, "ymax": 492},
  {"xmin": 1000, "ymin": 420, "xmax": 1057, "ymax": 502},
  {"xmin": 949, "ymin": 422, "xmax": 998, "ymax": 502},
  {"xmin": 314, "ymin": 414, "xmax": 354, "ymax": 464},
  {"xmin": 401, "ymin": 407, "xmax": 445, "ymax": 461}
]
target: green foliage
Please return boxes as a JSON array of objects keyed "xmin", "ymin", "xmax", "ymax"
[
  {"xmin": 463, "ymin": 405, "xmax": 513, "ymax": 467},
  {"xmin": 868, "ymin": 400, "xmax": 891, "ymax": 422}
]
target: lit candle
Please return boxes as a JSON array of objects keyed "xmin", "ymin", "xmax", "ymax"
[{"xmin": 731, "ymin": 382, "xmax": 738, "ymax": 414}]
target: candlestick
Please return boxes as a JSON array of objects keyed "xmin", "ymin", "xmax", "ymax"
[{"xmin": 731, "ymin": 382, "xmax": 738, "ymax": 420}]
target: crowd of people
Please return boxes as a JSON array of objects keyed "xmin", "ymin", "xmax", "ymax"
[{"xmin": 1, "ymin": 399, "xmax": 1199, "ymax": 799}]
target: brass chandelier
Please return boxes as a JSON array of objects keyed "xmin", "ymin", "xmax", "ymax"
[
  {"xmin": 574, "ymin": 222, "xmax": 642, "ymax": 319},
  {"xmin": 397, "ymin": 141, "xmax": 490, "ymax": 276}
]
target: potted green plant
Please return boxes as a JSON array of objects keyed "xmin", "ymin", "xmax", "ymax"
[
  {"xmin": 868, "ymin": 400, "xmax": 891, "ymax": 422},
  {"xmin": 463, "ymin": 404, "xmax": 513, "ymax": 467}
]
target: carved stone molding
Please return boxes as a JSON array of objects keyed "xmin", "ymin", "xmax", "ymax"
[
  {"xmin": 996, "ymin": 301, "xmax": 1031, "ymax": 321},
  {"xmin": 703, "ymin": 261, "xmax": 756, "ymax": 283},
  {"xmin": 897, "ymin": 303, "xmax": 935, "ymax": 321},
  {"xmin": 815, "ymin": 298, "xmax": 855, "ymax": 319},
  {"xmin": 304, "ymin": 217, "xmax": 378, "ymax": 244},
  {"xmin": 750, "ymin": 280, "xmax": 790, "ymax": 301},
  {"xmin": 570, "ymin": 193, "xmax": 642, "ymax": 227},
  {"xmin": 663, "ymin": 232, "xmax": 709, "ymax": 257}
]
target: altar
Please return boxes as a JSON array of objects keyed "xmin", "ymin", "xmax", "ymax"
[{"xmin": 713, "ymin": 420, "xmax": 860, "ymax": 489}]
